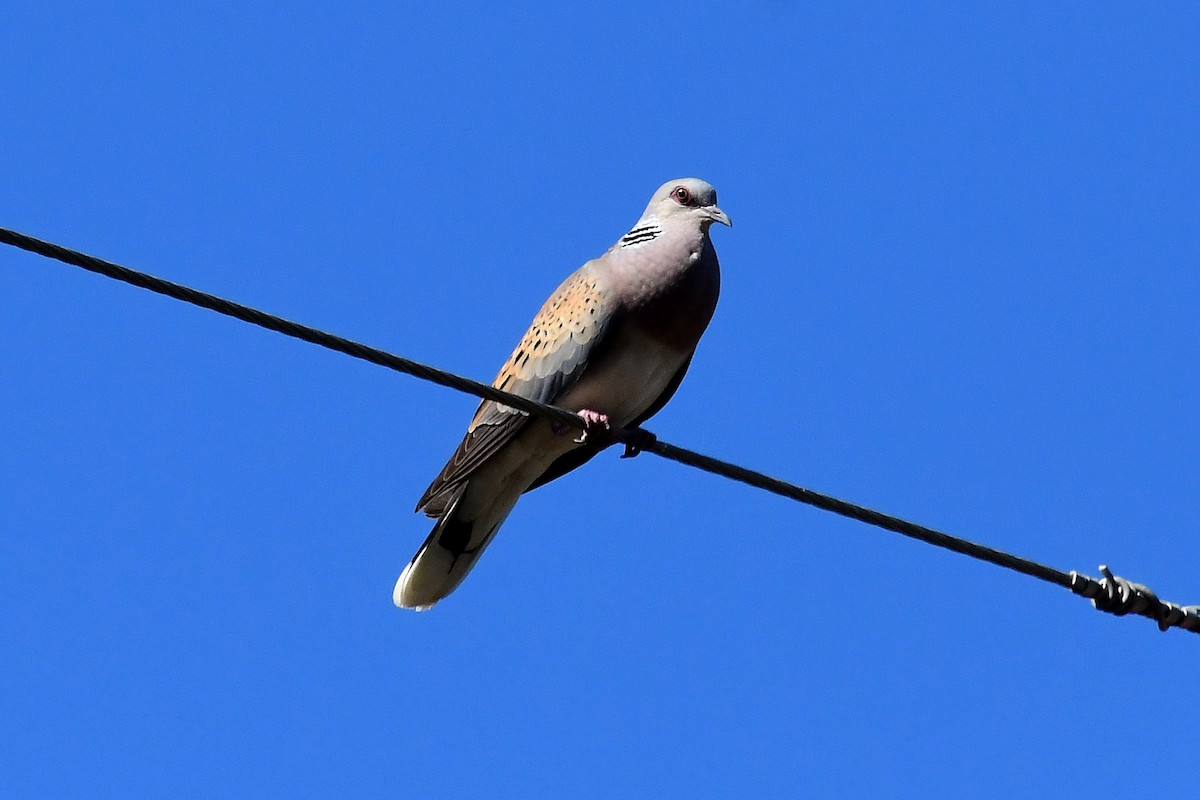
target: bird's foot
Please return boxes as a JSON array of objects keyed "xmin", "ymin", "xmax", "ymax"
[
  {"xmin": 552, "ymin": 409, "xmax": 612, "ymax": 444},
  {"xmin": 618, "ymin": 427, "xmax": 658, "ymax": 459},
  {"xmin": 552, "ymin": 410, "xmax": 654, "ymax": 455},
  {"xmin": 574, "ymin": 409, "xmax": 611, "ymax": 445}
]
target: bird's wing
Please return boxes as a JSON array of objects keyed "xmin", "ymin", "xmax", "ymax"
[{"xmin": 417, "ymin": 262, "xmax": 621, "ymax": 515}]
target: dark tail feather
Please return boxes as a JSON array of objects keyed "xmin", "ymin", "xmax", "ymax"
[{"xmin": 393, "ymin": 484, "xmax": 512, "ymax": 610}]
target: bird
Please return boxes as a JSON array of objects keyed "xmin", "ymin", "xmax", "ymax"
[{"xmin": 393, "ymin": 178, "xmax": 731, "ymax": 610}]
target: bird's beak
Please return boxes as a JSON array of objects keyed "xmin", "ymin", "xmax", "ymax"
[{"xmin": 706, "ymin": 205, "xmax": 732, "ymax": 227}]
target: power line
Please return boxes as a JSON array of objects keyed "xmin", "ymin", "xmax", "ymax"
[{"xmin": 2, "ymin": 225, "xmax": 1197, "ymax": 636}]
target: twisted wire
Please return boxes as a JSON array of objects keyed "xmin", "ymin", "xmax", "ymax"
[{"xmin": 2, "ymin": 225, "xmax": 1195, "ymax": 636}]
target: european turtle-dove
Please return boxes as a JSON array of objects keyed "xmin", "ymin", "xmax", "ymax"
[{"xmin": 394, "ymin": 178, "xmax": 730, "ymax": 609}]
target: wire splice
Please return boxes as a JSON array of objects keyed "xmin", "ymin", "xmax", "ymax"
[
  {"xmin": 2, "ymin": 225, "xmax": 1195, "ymax": 636},
  {"xmin": 1070, "ymin": 566, "xmax": 1200, "ymax": 633}
]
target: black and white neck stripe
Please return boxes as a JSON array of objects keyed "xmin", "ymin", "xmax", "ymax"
[{"xmin": 619, "ymin": 222, "xmax": 662, "ymax": 248}]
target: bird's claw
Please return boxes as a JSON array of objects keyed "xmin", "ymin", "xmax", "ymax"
[
  {"xmin": 554, "ymin": 410, "xmax": 654, "ymax": 456},
  {"xmin": 619, "ymin": 428, "xmax": 657, "ymax": 459},
  {"xmin": 572, "ymin": 409, "xmax": 611, "ymax": 445}
]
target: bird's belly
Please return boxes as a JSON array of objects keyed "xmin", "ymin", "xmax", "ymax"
[{"xmin": 557, "ymin": 332, "xmax": 688, "ymax": 427}]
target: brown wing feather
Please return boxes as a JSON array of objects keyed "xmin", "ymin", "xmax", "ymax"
[{"xmin": 416, "ymin": 263, "xmax": 619, "ymax": 515}]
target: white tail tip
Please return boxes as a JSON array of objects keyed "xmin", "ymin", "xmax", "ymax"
[{"xmin": 393, "ymin": 562, "xmax": 436, "ymax": 611}]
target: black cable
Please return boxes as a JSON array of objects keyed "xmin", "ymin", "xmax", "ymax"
[
  {"xmin": 3, "ymin": 225, "xmax": 1196, "ymax": 635},
  {"xmin": 0, "ymin": 227, "xmax": 584, "ymax": 430}
]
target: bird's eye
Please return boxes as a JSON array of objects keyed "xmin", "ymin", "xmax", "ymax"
[{"xmin": 671, "ymin": 186, "xmax": 692, "ymax": 205}]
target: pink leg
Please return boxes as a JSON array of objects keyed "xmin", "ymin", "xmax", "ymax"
[
  {"xmin": 552, "ymin": 408, "xmax": 611, "ymax": 443},
  {"xmin": 577, "ymin": 409, "xmax": 610, "ymax": 430}
]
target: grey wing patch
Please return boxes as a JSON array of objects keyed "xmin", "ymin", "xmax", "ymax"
[
  {"xmin": 522, "ymin": 353, "xmax": 693, "ymax": 494},
  {"xmin": 417, "ymin": 264, "xmax": 620, "ymax": 515},
  {"xmin": 627, "ymin": 353, "xmax": 692, "ymax": 429}
]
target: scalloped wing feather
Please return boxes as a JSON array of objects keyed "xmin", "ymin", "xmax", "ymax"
[{"xmin": 416, "ymin": 263, "xmax": 619, "ymax": 515}]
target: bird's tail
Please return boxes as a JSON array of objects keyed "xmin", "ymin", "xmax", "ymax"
[{"xmin": 393, "ymin": 483, "xmax": 516, "ymax": 610}]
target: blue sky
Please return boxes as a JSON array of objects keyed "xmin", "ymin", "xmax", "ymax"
[{"xmin": 2, "ymin": 3, "xmax": 1197, "ymax": 797}]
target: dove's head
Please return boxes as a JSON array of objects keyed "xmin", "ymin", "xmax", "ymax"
[{"xmin": 642, "ymin": 178, "xmax": 732, "ymax": 229}]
